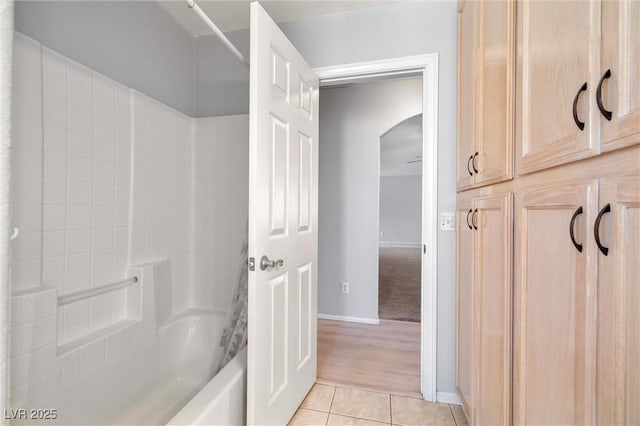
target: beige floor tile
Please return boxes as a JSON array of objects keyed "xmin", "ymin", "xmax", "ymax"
[
  {"xmin": 327, "ymin": 413, "xmax": 390, "ymax": 425},
  {"xmin": 301, "ymin": 384, "xmax": 336, "ymax": 412},
  {"xmin": 450, "ymin": 405, "xmax": 468, "ymax": 426},
  {"xmin": 289, "ymin": 408, "xmax": 329, "ymax": 426},
  {"xmin": 390, "ymin": 395, "xmax": 455, "ymax": 426},
  {"xmin": 330, "ymin": 387, "xmax": 391, "ymax": 423}
]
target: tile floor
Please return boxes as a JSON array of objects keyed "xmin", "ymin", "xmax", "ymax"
[{"xmin": 289, "ymin": 384, "xmax": 468, "ymax": 426}]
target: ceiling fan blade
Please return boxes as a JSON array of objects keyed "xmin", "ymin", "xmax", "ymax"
[{"xmin": 407, "ymin": 160, "xmax": 423, "ymax": 164}]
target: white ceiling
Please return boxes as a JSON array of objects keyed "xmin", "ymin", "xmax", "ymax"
[
  {"xmin": 380, "ymin": 114, "xmax": 422, "ymax": 177},
  {"xmin": 157, "ymin": 0, "xmax": 403, "ymax": 36}
]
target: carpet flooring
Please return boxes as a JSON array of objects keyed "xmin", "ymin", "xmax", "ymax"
[{"xmin": 378, "ymin": 247, "xmax": 421, "ymax": 322}]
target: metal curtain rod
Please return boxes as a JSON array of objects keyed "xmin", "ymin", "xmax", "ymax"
[{"xmin": 185, "ymin": 0, "xmax": 250, "ymax": 68}]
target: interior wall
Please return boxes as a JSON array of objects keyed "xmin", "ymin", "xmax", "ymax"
[
  {"xmin": 14, "ymin": 1, "xmax": 196, "ymax": 116},
  {"xmin": 194, "ymin": 32, "xmax": 250, "ymax": 118},
  {"xmin": 281, "ymin": 1, "xmax": 459, "ymax": 395},
  {"xmin": 318, "ymin": 78, "xmax": 422, "ymax": 321},
  {"xmin": 379, "ymin": 176, "xmax": 422, "ymax": 245}
]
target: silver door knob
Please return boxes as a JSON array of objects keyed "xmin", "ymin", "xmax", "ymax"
[{"xmin": 260, "ymin": 255, "xmax": 284, "ymax": 271}]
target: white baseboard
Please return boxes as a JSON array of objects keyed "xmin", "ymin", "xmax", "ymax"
[
  {"xmin": 436, "ymin": 391, "xmax": 461, "ymax": 405},
  {"xmin": 379, "ymin": 241, "xmax": 421, "ymax": 248},
  {"xmin": 317, "ymin": 314, "xmax": 380, "ymax": 325}
]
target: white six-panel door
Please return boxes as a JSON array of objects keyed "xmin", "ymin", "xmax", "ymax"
[{"xmin": 247, "ymin": 3, "xmax": 319, "ymax": 425}]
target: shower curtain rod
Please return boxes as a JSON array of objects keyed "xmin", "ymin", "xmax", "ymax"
[{"xmin": 185, "ymin": 0, "xmax": 250, "ymax": 68}]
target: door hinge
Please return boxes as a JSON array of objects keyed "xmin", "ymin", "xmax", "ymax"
[
  {"xmin": 248, "ymin": 257, "xmax": 255, "ymax": 271},
  {"xmin": 423, "ymin": 244, "xmax": 426, "ymax": 254}
]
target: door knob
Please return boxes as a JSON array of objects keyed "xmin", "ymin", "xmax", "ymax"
[{"xmin": 260, "ymin": 255, "xmax": 284, "ymax": 271}]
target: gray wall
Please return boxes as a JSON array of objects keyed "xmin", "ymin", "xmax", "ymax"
[
  {"xmin": 194, "ymin": 30, "xmax": 249, "ymax": 117},
  {"xmin": 15, "ymin": 1, "xmax": 196, "ymax": 116},
  {"xmin": 380, "ymin": 176, "xmax": 422, "ymax": 244},
  {"xmin": 281, "ymin": 1, "xmax": 459, "ymax": 394}
]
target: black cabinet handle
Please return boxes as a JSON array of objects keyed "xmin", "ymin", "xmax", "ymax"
[
  {"xmin": 467, "ymin": 155, "xmax": 474, "ymax": 176},
  {"xmin": 569, "ymin": 206, "xmax": 583, "ymax": 253},
  {"xmin": 573, "ymin": 82, "xmax": 588, "ymax": 131},
  {"xmin": 596, "ymin": 69, "xmax": 613, "ymax": 121},
  {"xmin": 466, "ymin": 209, "xmax": 473, "ymax": 230},
  {"xmin": 472, "ymin": 152, "xmax": 479, "ymax": 174},
  {"xmin": 472, "ymin": 208, "xmax": 478, "ymax": 230},
  {"xmin": 594, "ymin": 203, "xmax": 611, "ymax": 256}
]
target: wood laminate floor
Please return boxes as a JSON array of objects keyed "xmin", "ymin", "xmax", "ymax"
[{"xmin": 317, "ymin": 319, "xmax": 421, "ymax": 396}]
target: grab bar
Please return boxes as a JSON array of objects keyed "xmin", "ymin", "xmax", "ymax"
[{"xmin": 58, "ymin": 276, "xmax": 138, "ymax": 306}]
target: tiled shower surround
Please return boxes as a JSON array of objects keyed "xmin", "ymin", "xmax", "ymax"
[{"xmin": 9, "ymin": 32, "xmax": 248, "ymax": 408}]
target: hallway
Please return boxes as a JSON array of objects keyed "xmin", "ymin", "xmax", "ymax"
[{"xmin": 317, "ymin": 319, "xmax": 421, "ymax": 395}]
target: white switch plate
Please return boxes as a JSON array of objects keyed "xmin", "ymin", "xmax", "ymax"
[
  {"xmin": 440, "ymin": 213, "xmax": 455, "ymax": 231},
  {"xmin": 341, "ymin": 282, "xmax": 349, "ymax": 294}
]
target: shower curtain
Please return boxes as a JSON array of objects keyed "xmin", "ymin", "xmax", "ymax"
[
  {"xmin": 217, "ymin": 229, "xmax": 249, "ymax": 372},
  {"xmin": 0, "ymin": 0, "xmax": 14, "ymax": 419}
]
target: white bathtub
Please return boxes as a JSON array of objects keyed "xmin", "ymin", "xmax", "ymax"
[
  {"xmin": 14, "ymin": 309, "xmax": 245, "ymax": 426},
  {"xmin": 167, "ymin": 347, "xmax": 246, "ymax": 426}
]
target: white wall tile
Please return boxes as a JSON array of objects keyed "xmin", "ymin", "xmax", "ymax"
[
  {"xmin": 44, "ymin": 124, "xmax": 68, "ymax": 155},
  {"xmin": 63, "ymin": 300, "xmax": 90, "ymax": 343},
  {"xmin": 93, "ymin": 206, "xmax": 115, "ymax": 229},
  {"xmin": 66, "ymin": 252, "xmax": 91, "ymax": 278},
  {"xmin": 43, "ymin": 178, "xmax": 67, "ymax": 205},
  {"xmin": 92, "ymin": 228, "xmax": 113, "ymax": 252},
  {"xmin": 67, "ymin": 205, "xmax": 92, "ymax": 229},
  {"xmin": 11, "ymin": 317, "xmax": 57, "ymax": 357},
  {"xmin": 41, "ymin": 256, "xmax": 64, "ymax": 285},
  {"xmin": 89, "ymin": 295, "xmax": 112, "ymax": 331},
  {"xmin": 68, "ymin": 131, "xmax": 93, "ymax": 159},
  {"xmin": 93, "ymin": 183, "xmax": 115, "ymax": 206},
  {"xmin": 11, "ymin": 287, "xmax": 57, "ymax": 326},
  {"xmin": 68, "ymin": 156, "xmax": 92, "ymax": 182},
  {"xmin": 44, "ymin": 152, "xmax": 67, "ymax": 179},
  {"xmin": 10, "ymin": 344, "xmax": 58, "ymax": 388},
  {"xmin": 67, "ymin": 229, "xmax": 91, "ymax": 254},
  {"xmin": 68, "ymin": 181, "xmax": 92, "ymax": 205},
  {"xmin": 43, "ymin": 231, "xmax": 65, "ymax": 258},
  {"xmin": 91, "ymin": 249, "xmax": 114, "ymax": 282},
  {"xmin": 11, "ymin": 230, "xmax": 42, "ymax": 262}
]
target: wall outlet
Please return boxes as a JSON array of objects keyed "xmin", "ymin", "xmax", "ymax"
[
  {"xmin": 440, "ymin": 212, "xmax": 456, "ymax": 231},
  {"xmin": 341, "ymin": 282, "xmax": 349, "ymax": 294}
]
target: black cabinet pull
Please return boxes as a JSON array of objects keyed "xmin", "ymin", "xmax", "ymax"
[
  {"xmin": 467, "ymin": 155, "xmax": 474, "ymax": 176},
  {"xmin": 594, "ymin": 203, "xmax": 611, "ymax": 256},
  {"xmin": 572, "ymin": 82, "xmax": 588, "ymax": 131},
  {"xmin": 472, "ymin": 208, "xmax": 478, "ymax": 230},
  {"xmin": 466, "ymin": 209, "xmax": 473, "ymax": 230},
  {"xmin": 596, "ymin": 69, "xmax": 613, "ymax": 121},
  {"xmin": 472, "ymin": 152, "xmax": 479, "ymax": 174},
  {"xmin": 569, "ymin": 206, "xmax": 583, "ymax": 253}
]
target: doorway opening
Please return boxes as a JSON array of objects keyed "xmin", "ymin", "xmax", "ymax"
[
  {"xmin": 314, "ymin": 54, "xmax": 439, "ymax": 401},
  {"xmin": 379, "ymin": 113, "xmax": 423, "ymax": 323}
]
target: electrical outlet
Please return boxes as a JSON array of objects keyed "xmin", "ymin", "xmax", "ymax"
[
  {"xmin": 440, "ymin": 212, "xmax": 456, "ymax": 231},
  {"xmin": 341, "ymin": 282, "xmax": 349, "ymax": 294}
]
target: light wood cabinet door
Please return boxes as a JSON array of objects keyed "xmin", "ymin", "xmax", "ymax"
[
  {"xmin": 456, "ymin": 198, "xmax": 474, "ymax": 418},
  {"xmin": 475, "ymin": 0, "xmax": 514, "ymax": 186},
  {"xmin": 457, "ymin": 0, "xmax": 476, "ymax": 190},
  {"xmin": 599, "ymin": 0, "xmax": 640, "ymax": 152},
  {"xmin": 514, "ymin": 182, "xmax": 598, "ymax": 425},
  {"xmin": 516, "ymin": 1, "xmax": 600, "ymax": 174},
  {"xmin": 596, "ymin": 174, "xmax": 640, "ymax": 425},
  {"xmin": 474, "ymin": 193, "xmax": 512, "ymax": 425}
]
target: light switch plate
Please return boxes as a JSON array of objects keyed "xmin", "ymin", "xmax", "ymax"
[{"xmin": 440, "ymin": 213, "xmax": 455, "ymax": 231}]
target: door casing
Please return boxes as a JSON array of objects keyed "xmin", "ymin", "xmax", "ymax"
[{"xmin": 314, "ymin": 53, "xmax": 440, "ymax": 402}]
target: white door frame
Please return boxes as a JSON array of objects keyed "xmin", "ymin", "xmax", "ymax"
[{"xmin": 314, "ymin": 53, "xmax": 439, "ymax": 402}]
